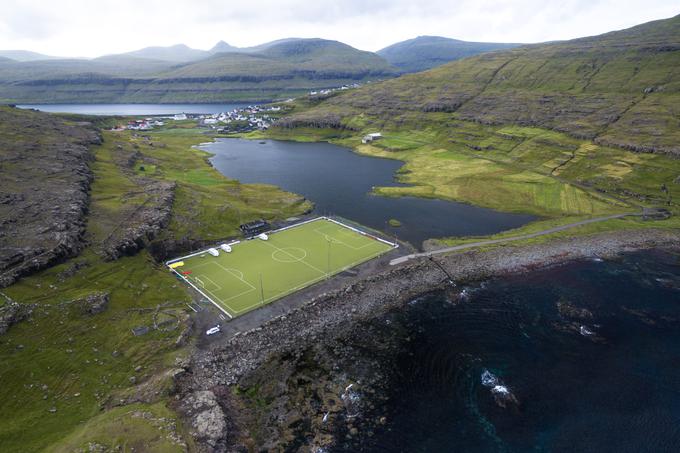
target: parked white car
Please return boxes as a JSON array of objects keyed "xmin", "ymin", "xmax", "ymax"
[{"xmin": 206, "ymin": 325, "xmax": 221, "ymax": 335}]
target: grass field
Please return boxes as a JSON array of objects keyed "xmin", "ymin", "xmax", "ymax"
[{"xmin": 169, "ymin": 218, "xmax": 396, "ymax": 317}]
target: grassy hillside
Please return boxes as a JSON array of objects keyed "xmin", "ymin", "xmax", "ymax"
[
  {"xmin": 0, "ymin": 39, "xmax": 398, "ymax": 104},
  {"xmin": 281, "ymin": 14, "xmax": 680, "ymax": 157},
  {"xmin": 0, "ymin": 108, "xmax": 310, "ymax": 451},
  {"xmin": 378, "ymin": 36, "xmax": 520, "ymax": 72}
]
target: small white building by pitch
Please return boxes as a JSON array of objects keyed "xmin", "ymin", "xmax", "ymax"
[{"xmin": 362, "ymin": 132, "xmax": 382, "ymax": 144}]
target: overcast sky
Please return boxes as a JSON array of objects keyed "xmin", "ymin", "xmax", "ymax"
[{"xmin": 0, "ymin": 0, "xmax": 678, "ymax": 57}]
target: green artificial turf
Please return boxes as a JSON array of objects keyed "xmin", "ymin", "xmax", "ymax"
[{"xmin": 170, "ymin": 218, "xmax": 395, "ymax": 317}]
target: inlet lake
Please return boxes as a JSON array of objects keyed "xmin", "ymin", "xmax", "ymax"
[
  {"xmin": 17, "ymin": 103, "xmax": 251, "ymax": 116},
  {"xmin": 204, "ymin": 138, "xmax": 535, "ymax": 248}
]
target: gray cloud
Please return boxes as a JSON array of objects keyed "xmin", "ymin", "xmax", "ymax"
[
  {"xmin": 0, "ymin": 0, "xmax": 677, "ymax": 57},
  {"xmin": 0, "ymin": 4, "xmax": 59, "ymax": 40}
]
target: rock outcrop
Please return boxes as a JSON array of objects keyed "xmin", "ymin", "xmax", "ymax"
[
  {"xmin": 101, "ymin": 180, "xmax": 176, "ymax": 261},
  {"xmin": 74, "ymin": 292, "xmax": 110, "ymax": 315},
  {"xmin": 177, "ymin": 390, "xmax": 228, "ymax": 451},
  {"xmin": 0, "ymin": 106, "xmax": 101, "ymax": 287},
  {"xmin": 0, "ymin": 302, "xmax": 35, "ymax": 334}
]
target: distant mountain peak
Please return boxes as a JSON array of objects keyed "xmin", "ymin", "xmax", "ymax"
[
  {"xmin": 118, "ymin": 44, "xmax": 209, "ymax": 62},
  {"xmin": 378, "ymin": 36, "xmax": 520, "ymax": 72},
  {"xmin": 210, "ymin": 41, "xmax": 236, "ymax": 54},
  {"xmin": 0, "ymin": 49, "xmax": 59, "ymax": 62}
]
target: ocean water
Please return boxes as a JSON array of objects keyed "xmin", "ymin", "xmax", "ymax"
[{"xmin": 362, "ymin": 250, "xmax": 680, "ymax": 452}]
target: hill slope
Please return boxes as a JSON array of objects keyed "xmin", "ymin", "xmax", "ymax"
[
  {"xmin": 162, "ymin": 39, "xmax": 395, "ymax": 78},
  {"xmin": 118, "ymin": 44, "xmax": 210, "ymax": 62},
  {"xmin": 0, "ymin": 39, "xmax": 397, "ymax": 103},
  {"xmin": 285, "ymin": 14, "xmax": 680, "ymax": 155},
  {"xmin": 210, "ymin": 40, "xmax": 238, "ymax": 54},
  {"xmin": 378, "ymin": 36, "xmax": 520, "ymax": 72},
  {"xmin": 0, "ymin": 50, "xmax": 59, "ymax": 61}
]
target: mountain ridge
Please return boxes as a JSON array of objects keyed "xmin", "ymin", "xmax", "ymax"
[
  {"xmin": 0, "ymin": 38, "xmax": 397, "ymax": 103},
  {"xmin": 0, "ymin": 49, "xmax": 60, "ymax": 62},
  {"xmin": 378, "ymin": 35, "xmax": 520, "ymax": 72},
  {"xmin": 282, "ymin": 14, "xmax": 680, "ymax": 156}
]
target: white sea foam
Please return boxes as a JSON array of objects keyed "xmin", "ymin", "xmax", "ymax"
[
  {"xmin": 481, "ymin": 369, "xmax": 499, "ymax": 387},
  {"xmin": 580, "ymin": 325, "xmax": 595, "ymax": 336},
  {"xmin": 491, "ymin": 385, "xmax": 510, "ymax": 395}
]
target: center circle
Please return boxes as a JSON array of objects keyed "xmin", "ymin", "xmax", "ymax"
[{"xmin": 271, "ymin": 247, "xmax": 307, "ymax": 263}]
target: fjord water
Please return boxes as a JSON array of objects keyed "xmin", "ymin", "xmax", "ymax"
[
  {"xmin": 17, "ymin": 103, "xmax": 251, "ymax": 116},
  {"xmin": 363, "ymin": 250, "xmax": 680, "ymax": 452},
  {"xmin": 204, "ymin": 139, "xmax": 535, "ymax": 247}
]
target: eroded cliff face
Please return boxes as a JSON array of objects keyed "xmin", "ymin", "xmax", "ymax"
[{"xmin": 0, "ymin": 106, "xmax": 101, "ymax": 287}]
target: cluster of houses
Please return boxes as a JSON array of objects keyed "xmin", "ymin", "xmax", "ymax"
[
  {"xmin": 112, "ymin": 118, "xmax": 165, "ymax": 131},
  {"xmin": 208, "ymin": 105, "xmax": 282, "ymax": 133},
  {"xmin": 109, "ymin": 105, "xmax": 282, "ymax": 133},
  {"xmin": 309, "ymin": 83, "xmax": 362, "ymax": 97}
]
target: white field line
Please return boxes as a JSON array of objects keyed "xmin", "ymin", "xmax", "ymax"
[
  {"xmin": 170, "ymin": 269, "xmax": 233, "ymax": 319},
  {"xmin": 229, "ymin": 243, "xmax": 392, "ymax": 314},
  {"xmin": 324, "ymin": 216, "xmax": 399, "ymax": 248},
  {"xmin": 191, "ymin": 261, "xmax": 218, "ymax": 270},
  {"xmin": 214, "ymin": 262, "xmax": 256, "ymax": 290},
  {"xmin": 164, "ymin": 218, "xmax": 326, "ymax": 268},
  {"xmin": 263, "ymin": 240, "xmax": 327, "ymax": 276},
  {"xmin": 267, "ymin": 216, "xmax": 326, "ymax": 234},
  {"xmin": 193, "ymin": 274, "xmax": 255, "ymax": 306},
  {"xmin": 225, "ymin": 268, "xmax": 245, "ymax": 280},
  {"xmin": 313, "ymin": 227, "xmax": 373, "ymax": 250},
  {"xmin": 213, "ymin": 286, "xmax": 256, "ymax": 304},
  {"xmin": 165, "ymin": 216, "xmax": 396, "ymax": 268},
  {"xmin": 168, "ymin": 216, "xmax": 395, "ymax": 318},
  {"xmin": 230, "ymin": 272, "xmax": 328, "ymax": 314},
  {"xmin": 193, "ymin": 261, "xmax": 257, "ymax": 304},
  {"xmin": 269, "ymin": 246, "xmax": 308, "ymax": 263},
  {"xmin": 202, "ymin": 275, "xmax": 222, "ymax": 291}
]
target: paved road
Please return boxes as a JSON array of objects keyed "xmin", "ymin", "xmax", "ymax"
[{"xmin": 390, "ymin": 212, "xmax": 639, "ymax": 265}]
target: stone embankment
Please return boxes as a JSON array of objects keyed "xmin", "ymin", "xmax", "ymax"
[{"xmin": 175, "ymin": 228, "xmax": 680, "ymax": 451}]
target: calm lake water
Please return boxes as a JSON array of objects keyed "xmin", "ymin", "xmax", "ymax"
[
  {"xmin": 17, "ymin": 103, "xmax": 251, "ymax": 116},
  {"xmin": 363, "ymin": 250, "xmax": 680, "ymax": 452},
  {"xmin": 204, "ymin": 139, "xmax": 535, "ymax": 248}
]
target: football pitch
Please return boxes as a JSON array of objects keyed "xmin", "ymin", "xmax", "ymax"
[{"xmin": 168, "ymin": 218, "xmax": 396, "ymax": 318}]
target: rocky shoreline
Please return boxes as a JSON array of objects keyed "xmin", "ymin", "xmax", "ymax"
[{"xmin": 174, "ymin": 228, "xmax": 680, "ymax": 451}]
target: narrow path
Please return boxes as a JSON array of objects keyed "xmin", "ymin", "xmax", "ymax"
[{"xmin": 390, "ymin": 212, "xmax": 639, "ymax": 265}]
